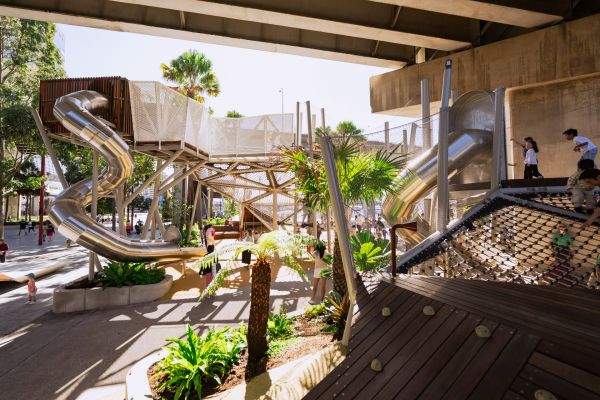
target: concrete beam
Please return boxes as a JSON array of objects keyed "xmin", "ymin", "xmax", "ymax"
[
  {"xmin": 370, "ymin": 13, "xmax": 600, "ymax": 116},
  {"xmin": 369, "ymin": 0, "xmax": 562, "ymax": 28},
  {"xmin": 0, "ymin": 5, "xmax": 405, "ymax": 68},
  {"xmin": 110, "ymin": 0, "xmax": 470, "ymax": 51}
]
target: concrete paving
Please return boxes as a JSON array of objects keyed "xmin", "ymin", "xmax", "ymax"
[{"xmin": 0, "ymin": 230, "xmax": 317, "ymax": 400}]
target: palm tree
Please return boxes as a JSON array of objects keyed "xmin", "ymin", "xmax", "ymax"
[
  {"xmin": 336, "ymin": 121, "xmax": 365, "ymax": 140},
  {"xmin": 195, "ymin": 230, "xmax": 308, "ymax": 376},
  {"xmin": 160, "ymin": 49, "xmax": 220, "ymax": 103},
  {"xmin": 281, "ymin": 136, "xmax": 406, "ymax": 294},
  {"xmin": 226, "ymin": 110, "xmax": 243, "ymax": 118}
]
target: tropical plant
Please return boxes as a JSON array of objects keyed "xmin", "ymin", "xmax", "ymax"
[
  {"xmin": 304, "ymin": 303, "xmax": 327, "ymax": 319},
  {"xmin": 267, "ymin": 307, "xmax": 294, "ymax": 340},
  {"xmin": 97, "ymin": 261, "xmax": 165, "ymax": 287},
  {"xmin": 224, "ymin": 197, "xmax": 238, "ymax": 220},
  {"xmin": 336, "ymin": 121, "xmax": 365, "ymax": 140},
  {"xmin": 181, "ymin": 224, "xmax": 202, "ymax": 248},
  {"xmin": 225, "ymin": 110, "xmax": 243, "ymax": 118},
  {"xmin": 322, "ymin": 291, "xmax": 350, "ymax": 338},
  {"xmin": 281, "ymin": 134, "xmax": 406, "ymax": 295},
  {"xmin": 161, "ymin": 49, "xmax": 220, "ymax": 103},
  {"xmin": 154, "ymin": 324, "xmax": 246, "ymax": 400},
  {"xmin": 0, "ymin": 17, "xmax": 64, "ymax": 238},
  {"xmin": 203, "ymin": 217, "xmax": 227, "ymax": 226},
  {"xmin": 350, "ymin": 232, "xmax": 391, "ymax": 272},
  {"xmin": 195, "ymin": 230, "xmax": 309, "ymax": 375}
]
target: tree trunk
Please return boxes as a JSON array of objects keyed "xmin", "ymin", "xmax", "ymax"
[
  {"xmin": 246, "ymin": 258, "xmax": 271, "ymax": 377},
  {"xmin": 0, "ymin": 139, "xmax": 5, "ymax": 239},
  {"xmin": 3, "ymin": 194, "xmax": 9, "ymax": 222},
  {"xmin": 332, "ymin": 235, "xmax": 347, "ymax": 295}
]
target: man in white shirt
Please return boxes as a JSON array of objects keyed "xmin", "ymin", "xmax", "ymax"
[{"xmin": 563, "ymin": 128, "xmax": 597, "ymax": 166}]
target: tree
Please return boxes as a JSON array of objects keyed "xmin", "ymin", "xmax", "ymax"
[
  {"xmin": 281, "ymin": 136, "xmax": 406, "ymax": 294},
  {"xmin": 0, "ymin": 17, "xmax": 65, "ymax": 237},
  {"xmin": 226, "ymin": 110, "xmax": 243, "ymax": 118},
  {"xmin": 196, "ymin": 231, "xmax": 309, "ymax": 376},
  {"xmin": 336, "ymin": 121, "xmax": 365, "ymax": 141},
  {"xmin": 9, "ymin": 160, "xmax": 42, "ymax": 221},
  {"xmin": 160, "ymin": 49, "xmax": 220, "ymax": 103}
]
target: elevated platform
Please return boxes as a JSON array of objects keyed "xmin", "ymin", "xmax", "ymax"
[{"xmin": 305, "ymin": 274, "xmax": 600, "ymax": 399}]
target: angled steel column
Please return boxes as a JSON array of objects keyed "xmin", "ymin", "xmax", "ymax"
[
  {"xmin": 436, "ymin": 60, "xmax": 452, "ymax": 233},
  {"xmin": 31, "ymin": 108, "xmax": 67, "ymax": 188},
  {"xmin": 319, "ymin": 134, "xmax": 357, "ymax": 347},
  {"xmin": 88, "ymin": 150, "xmax": 99, "ymax": 281}
]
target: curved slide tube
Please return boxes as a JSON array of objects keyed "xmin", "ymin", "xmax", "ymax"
[
  {"xmin": 382, "ymin": 129, "xmax": 492, "ymax": 243},
  {"xmin": 49, "ymin": 90, "xmax": 205, "ymax": 262}
]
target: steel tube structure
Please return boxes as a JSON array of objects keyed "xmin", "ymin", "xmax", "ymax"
[{"xmin": 49, "ymin": 90, "xmax": 205, "ymax": 261}]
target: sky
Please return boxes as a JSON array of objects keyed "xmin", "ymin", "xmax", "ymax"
[{"xmin": 57, "ymin": 24, "xmax": 412, "ymax": 135}]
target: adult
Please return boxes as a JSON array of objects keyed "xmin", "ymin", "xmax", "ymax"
[
  {"xmin": 309, "ymin": 241, "xmax": 330, "ymax": 304},
  {"xmin": 18, "ymin": 221, "xmax": 27, "ymax": 236},
  {"xmin": 579, "ymin": 169, "xmax": 600, "ymax": 227},
  {"xmin": 0, "ymin": 238, "xmax": 8, "ymax": 263}
]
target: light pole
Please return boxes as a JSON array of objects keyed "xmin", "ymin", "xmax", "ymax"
[{"xmin": 278, "ymin": 88, "xmax": 284, "ymax": 130}]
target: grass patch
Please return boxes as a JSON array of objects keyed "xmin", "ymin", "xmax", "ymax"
[{"xmin": 267, "ymin": 336, "xmax": 298, "ymax": 358}]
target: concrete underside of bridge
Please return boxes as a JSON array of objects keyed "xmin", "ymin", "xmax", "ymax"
[{"xmin": 370, "ymin": 13, "xmax": 600, "ymax": 179}]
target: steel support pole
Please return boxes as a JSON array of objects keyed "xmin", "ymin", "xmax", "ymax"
[
  {"xmin": 384, "ymin": 121, "xmax": 390, "ymax": 150},
  {"xmin": 319, "ymin": 134, "xmax": 357, "ymax": 347},
  {"xmin": 38, "ymin": 154, "xmax": 45, "ymax": 246},
  {"xmin": 306, "ymin": 102, "xmax": 317, "ymax": 238},
  {"xmin": 88, "ymin": 150, "xmax": 99, "ymax": 281},
  {"xmin": 491, "ymin": 87, "xmax": 507, "ymax": 190},
  {"xmin": 409, "ymin": 123, "xmax": 417, "ymax": 153},
  {"xmin": 402, "ymin": 129, "xmax": 408, "ymax": 153},
  {"xmin": 293, "ymin": 101, "xmax": 301, "ymax": 231},
  {"xmin": 421, "ymin": 79, "xmax": 431, "ymax": 150},
  {"xmin": 143, "ymin": 160, "xmax": 162, "ymax": 239},
  {"xmin": 207, "ymin": 189, "xmax": 213, "ymax": 218},
  {"xmin": 436, "ymin": 60, "xmax": 453, "ymax": 233},
  {"xmin": 31, "ymin": 108, "xmax": 68, "ymax": 188},
  {"xmin": 272, "ymin": 190, "xmax": 278, "ymax": 230},
  {"xmin": 187, "ymin": 180, "xmax": 201, "ymax": 241}
]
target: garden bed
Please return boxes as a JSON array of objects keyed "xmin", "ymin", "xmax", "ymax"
[{"xmin": 147, "ymin": 316, "xmax": 335, "ymax": 399}]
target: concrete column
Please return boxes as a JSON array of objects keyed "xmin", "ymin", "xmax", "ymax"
[
  {"xmin": 491, "ymin": 87, "xmax": 507, "ymax": 189},
  {"xmin": 409, "ymin": 123, "xmax": 417, "ymax": 153},
  {"xmin": 402, "ymin": 129, "xmax": 408, "ymax": 153},
  {"xmin": 384, "ymin": 121, "xmax": 390, "ymax": 150},
  {"xmin": 306, "ymin": 102, "xmax": 317, "ymax": 238},
  {"xmin": 89, "ymin": 150, "xmax": 99, "ymax": 281},
  {"xmin": 436, "ymin": 60, "xmax": 453, "ymax": 233},
  {"xmin": 421, "ymin": 79, "xmax": 431, "ymax": 150}
]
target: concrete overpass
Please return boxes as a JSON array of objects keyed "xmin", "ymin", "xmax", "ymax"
[{"xmin": 0, "ymin": 0, "xmax": 597, "ymax": 69}]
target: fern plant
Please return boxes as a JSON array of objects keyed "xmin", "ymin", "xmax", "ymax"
[
  {"xmin": 154, "ymin": 324, "xmax": 246, "ymax": 400},
  {"xmin": 267, "ymin": 307, "xmax": 294, "ymax": 340}
]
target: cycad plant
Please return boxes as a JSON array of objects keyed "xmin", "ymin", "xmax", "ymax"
[
  {"xmin": 350, "ymin": 232, "xmax": 391, "ymax": 272},
  {"xmin": 161, "ymin": 49, "xmax": 220, "ymax": 103},
  {"xmin": 195, "ymin": 230, "xmax": 309, "ymax": 375},
  {"xmin": 281, "ymin": 133, "xmax": 406, "ymax": 294}
]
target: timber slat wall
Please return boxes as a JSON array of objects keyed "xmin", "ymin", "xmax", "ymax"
[
  {"xmin": 39, "ymin": 77, "xmax": 133, "ymax": 142},
  {"xmin": 304, "ymin": 275, "xmax": 600, "ymax": 399}
]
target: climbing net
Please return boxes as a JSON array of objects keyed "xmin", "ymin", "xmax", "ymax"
[{"xmin": 399, "ymin": 192, "xmax": 600, "ymax": 290}]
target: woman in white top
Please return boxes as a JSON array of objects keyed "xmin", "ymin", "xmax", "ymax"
[
  {"xmin": 309, "ymin": 241, "xmax": 330, "ymax": 304},
  {"xmin": 524, "ymin": 140, "xmax": 543, "ymax": 179}
]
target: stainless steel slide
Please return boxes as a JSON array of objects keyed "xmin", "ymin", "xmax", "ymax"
[
  {"xmin": 49, "ymin": 90, "xmax": 205, "ymax": 262},
  {"xmin": 382, "ymin": 128, "xmax": 492, "ymax": 243}
]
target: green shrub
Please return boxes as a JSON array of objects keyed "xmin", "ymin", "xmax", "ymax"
[
  {"xmin": 98, "ymin": 261, "xmax": 165, "ymax": 287},
  {"xmin": 304, "ymin": 303, "xmax": 327, "ymax": 319},
  {"xmin": 203, "ymin": 217, "xmax": 226, "ymax": 226},
  {"xmin": 155, "ymin": 324, "xmax": 246, "ymax": 399},
  {"xmin": 350, "ymin": 232, "xmax": 391, "ymax": 272},
  {"xmin": 180, "ymin": 224, "xmax": 202, "ymax": 248},
  {"xmin": 267, "ymin": 307, "xmax": 294, "ymax": 340},
  {"xmin": 322, "ymin": 291, "xmax": 350, "ymax": 337}
]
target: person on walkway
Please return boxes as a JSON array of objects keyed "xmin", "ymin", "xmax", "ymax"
[
  {"xmin": 309, "ymin": 241, "xmax": 330, "ymax": 305},
  {"xmin": 25, "ymin": 273, "xmax": 37, "ymax": 304},
  {"xmin": 241, "ymin": 229, "xmax": 254, "ymax": 267},
  {"xmin": 551, "ymin": 222, "xmax": 574, "ymax": 264},
  {"xmin": 28, "ymin": 220, "xmax": 35, "ymax": 233},
  {"xmin": 568, "ymin": 158, "xmax": 596, "ymax": 214},
  {"xmin": 563, "ymin": 128, "xmax": 597, "ymax": 166},
  {"xmin": 524, "ymin": 140, "xmax": 543, "ymax": 179},
  {"xmin": 355, "ymin": 214, "xmax": 364, "ymax": 233},
  {"xmin": 376, "ymin": 216, "xmax": 386, "ymax": 239},
  {"xmin": 579, "ymin": 169, "xmax": 600, "ymax": 227},
  {"xmin": 205, "ymin": 224, "xmax": 216, "ymax": 254},
  {"xmin": 18, "ymin": 221, "xmax": 27, "ymax": 236},
  {"xmin": 42, "ymin": 222, "xmax": 48, "ymax": 242},
  {"xmin": 47, "ymin": 223, "xmax": 55, "ymax": 242},
  {"xmin": 0, "ymin": 238, "xmax": 8, "ymax": 263}
]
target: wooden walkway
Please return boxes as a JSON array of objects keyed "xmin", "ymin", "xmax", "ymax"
[{"xmin": 304, "ymin": 274, "xmax": 600, "ymax": 399}]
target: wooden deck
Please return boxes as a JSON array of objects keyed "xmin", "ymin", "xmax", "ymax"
[{"xmin": 304, "ymin": 274, "xmax": 600, "ymax": 399}]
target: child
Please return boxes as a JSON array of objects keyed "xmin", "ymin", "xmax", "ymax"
[
  {"xmin": 563, "ymin": 128, "xmax": 597, "ymax": 165},
  {"xmin": 26, "ymin": 273, "xmax": 37, "ymax": 304},
  {"xmin": 0, "ymin": 238, "xmax": 8, "ymax": 263},
  {"xmin": 580, "ymin": 169, "xmax": 600, "ymax": 227},
  {"xmin": 567, "ymin": 158, "xmax": 596, "ymax": 214},
  {"xmin": 309, "ymin": 241, "xmax": 331, "ymax": 305},
  {"xmin": 47, "ymin": 223, "xmax": 55, "ymax": 242},
  {"xmin": 551, "ymin": 222, "xmax": 574, "ymax": 263},
  {"xmin": 524, "ymin": 140, "xmax": 543, "ymax": 179}
]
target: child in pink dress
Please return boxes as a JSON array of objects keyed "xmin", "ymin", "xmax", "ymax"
[{"xmin": 26, "ymin": 273, "xmax": 37, "ymax": 304}]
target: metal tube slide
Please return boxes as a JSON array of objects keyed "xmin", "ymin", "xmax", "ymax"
[
  {"xmin": 49, "ymin": 90, "xmax": 205, "ymax": 262},
  {"xmin": 382, "ymin": 128, "xmax": 492, "ymax": 243}
]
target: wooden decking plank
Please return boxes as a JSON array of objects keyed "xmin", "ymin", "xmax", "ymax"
[
  {"xmin": 418, "ymin": 319, "xmax": 501, "ymax": 399},
  {"xmin": 386, "ymin": 276, "xmax": 600, "ymax": 347},
  {"xmin": 352, "ymin": 281, "xmax": 397, "ymax": 323},
  {"xmin": 510, "ymin": 376, "xmax": 541, "ymax": 399},
  {"xmin": 303, "ymin": 295, "xmax": 432, "ymax": 400},
  {"xmin": 349, "ymin": 290, "xmax": 415, "ymax": 350},
  {"xmin": 536, "ymin": 340, "xmax": 600, "ymax": 376},
  {"xmin": 441, "ymin": 324, "xmax": 514, "ymax": 400},
  {"xmin": 468, "ymin": 332, "xmax": 540, "ymax": 400},
  {"xmin": 391, "ymin": 314, "xmax": 482, "ymax": 399},
  {"xmin": 347, "ymin": 305, "xmax": 457, "ymax": 400},
  {"xmin": 519, "ymin": 364, "xmax": 598, "ymax": 400},
  {"xmin": 503, "ymin": 391, "xmax": 528, "ymax": 400},
  {"xmin": 528, "ymin": 352, "xmax": 600, "ymax": 395}
]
